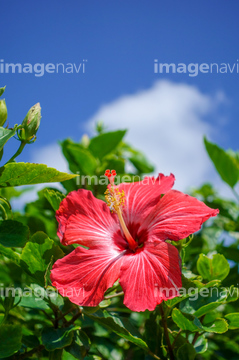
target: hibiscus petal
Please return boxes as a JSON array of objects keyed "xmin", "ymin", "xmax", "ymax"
[
  {"xmin": 117, "ymin": 173, "xmax": 175, "ymax": 225},
  {"xmin": 119, "ymin": 242, "xmax": 182, "ymax": 312},
  {"xmin": 56, "ymin": 189, "xmax": 120, "ymax": 248},
  {"xmin": 51, "ymin": 246, "xmax": 125, "ymax": 306},
  {"xmin": 143, "ymin": 190, "xmax": 219, "ymax": 241}
]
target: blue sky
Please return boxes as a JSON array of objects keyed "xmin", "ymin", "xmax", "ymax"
[{"xmin": 1, "ymin": 0, "xmax": 239, "ymax": 192}]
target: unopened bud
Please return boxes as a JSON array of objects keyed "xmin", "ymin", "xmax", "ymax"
[
  {"xmin": 20, "ymin": 103, "xmax": 41, "ymax": 142},
  {"xmin": 96, "ymin": 121, "xmax": 106, "ymax": 134},
  {"xmin": 81, "ymin": 134, "xmax": 90, "ymax": 147},
  {"xmin": 0, "ymin": 99, "xmax": 8, "ymax": 126}
]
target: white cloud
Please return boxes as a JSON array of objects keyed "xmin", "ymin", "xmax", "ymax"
[{"xmin": 86, "ymin": 80, "xmax": 226, "ymax": 192}]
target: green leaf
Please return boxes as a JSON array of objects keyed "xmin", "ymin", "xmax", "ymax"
[
  {"xmin": 42, "ymin": 327, "xmax": 74, "ymax": 351},
  {"xmin": 177, "ymin": 343, "xmax": 196, "ymax": 360},
  {"xmin": 217, "ymin": 245, "xmax": 239, "ymax": 263},
  {"xmin": 0, "ymin": 325, "xmax": 22, "ymax": 358},
  {"xmin": 204, "ymin": 137, "xmax": 239, "ymax": 188},
  {"xmin": 67, "ymin": 144, "xmax": 97, "ymax": 175},
  {"xmin": 0, "ymin": 243, "xmax": 21, "ymax": 265},
  {"xmin": 0, "ymin": 125, "xmax": 18, "ymax": 151},
  {"xmin": 0, "ymin": 220, "xmax": 29, "ymax": 247},
  {"xmin": 197, "ymin": 253, "xmax": 230, "ymax": 281},
  {"xmin": 44, "ymin": 189, "xmax": 65, "ymax": 211},
  {"xmin": 129, "ymin": 152, "xmax": 154, "ymax": 173},
  {"xmin": 0, "ymin": 162, "xmax": 78, "ymax": 188},
  {"xmin": 225, "ymin": 313, "xmax": 239, "ymax": 329},
  {"xmin": 65, "ymin": 330, "xmax": 91, "ymax": 359},
  {"xmin": 179, "ymin": 287, "xmax": 228, "ymax": 317},
  {"xmin": 145, "ymin": 312, "xmax": 160, "ymax": 353},
  {"xmin": 89, "ymin": 130, "xmax": 127, "ymax": 159},
  {"xmin": 22, "ymin": 334, "xmax": 40, "ymax": 348},
  {"xmin": 0, "ymin": 86, "xmax": 6, "ymax": 97},
  {"xmin": 84, "ymin": 309, "xmax": 148, "ymax": 351},
  {"xmin": 20, "ymin": 232, "xmax": 64, "ymax": 285},
  {"xmin": 103, "ymin": 156, "xmax": 125, "ymax": 174},
  {"xmin": 169, "ymin": 331, "xmax": 187, "ymax": 355},
  {"xmin": 0, "ymin": 314, "xmax": 4, "ymax": 325},
  {"xmin": 193, "ymin": 317, "xmax": 228, "ymax": 333},
  {"xmin": 60, "ymin": 139, "xmax": 79, "ymax": 174},
  {"xmin": 192, "ymin": 279, "xmax": 221, "ymax": 289},
  {"xmin": 172, "ymin": 308, "xmax": 198, "ymax": 332},
  {"xmin": 226, "ymin": 286, "xmax": 239, "ymax": 303},
  {"xmin": 49, "ymin": 349, "xmax": 63, "ymax": 360},
  {"xmin": 18, "ymin": 287, "xmax": 49, "ymax": 310},
  {"xmin": 165, "ymin": 274, "xmax": 204, "ymax": 308}
]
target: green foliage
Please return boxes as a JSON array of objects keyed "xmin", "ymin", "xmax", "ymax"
[
  {"xmin": 0, "ymin": 86, "xmax": 6, "ymax": 97},
  {"xmin": 61, "ymin": 139, "xmax": 97, "ymax": 176},
  {"xmin": 176, "ymin": 343, "xmax": 196, "ymax": 360},
  {"xmin": 84, "ymin": 309, "xmax": 149, "ymax": 351},
  {"xmin": 197, "ymin": 253, "xmax": 230, "ymax": 281},
  {"xmin": 65, "ymin": 330, "xmax": 91, "ymax": 359},
  {"xmin": 44, "ymin": 189, "xmax": 65, "ymax": 211},
  {"xmin": 0, "ymin": 220, "xmax": 29, "ymax": 247},
  {"xmin": 0, "ymin": 100, "xmax": 8, "ymax": 127},
  {"xmin": 20, "ymin": 232, "xmax": 64, "ymax": 285},
  {"xmin": 204, "ymin": 137, "xmax": 239, "ymax": 188},
  {"xmin": 193, "ymin": 317, "xmax": 228, "ymax": 334},
  {"xmin": 60, "ymin": 129, "xmax": 154, "ymax": 196},
  {"xmin": 88, "ymin": 130, "xmax": 127, "ymax": 159},
  {"xmin": 42, "ymin": 326, "xmax": 74, "ymax": 351},
  {"xmin": 179, "ymin": 287, "xmax": 228, "ymax": 317},
  {"xmin": 224, "ymin": 313, "xmax": 239, "ymax": 329},
  {"xmin": 0, "ymin": 125, "xmax": 18, "ymax": 151},
  {"xmin": 0, "ymin": 325, "xmax": 22, "ymax": 357},
  {"xmin": 0, "ymin": 162, "xmax": 78, "ymax": 188},
  {"xmin": 172, "ymin": 308, "xmax": 199, "ymax": 332}
]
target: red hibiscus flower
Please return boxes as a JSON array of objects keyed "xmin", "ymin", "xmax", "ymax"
[{"xmin": 51, "ymin": 171, "xmax": 218, "ymax": 312}]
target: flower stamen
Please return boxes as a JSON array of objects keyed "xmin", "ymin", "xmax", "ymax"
[{"xmin": 104, "ymin": 170, "xmax": 137, "ymax": 251}]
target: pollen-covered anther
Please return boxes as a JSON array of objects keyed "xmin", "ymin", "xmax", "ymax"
[
  {"xmin": 104, "ymin": 188, "xmax": 125, "ymax": 213},
  {"xmin": 103, "ymin": 169, "xmax": 137, "ymax": 251}
]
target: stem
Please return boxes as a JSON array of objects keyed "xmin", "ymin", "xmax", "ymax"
[
  {"xmin": 6, "ymin": 141, "xmax": 27, "ymax": 164},
  {"xmin": 192, "ymin": 315, "xmax": 205, "ymax": 346},
  {"xmin": 41, "ymin": 309, "xmax": 54, "ymax": 325},
  {"xmin": 57, "ymin": 306, "xmax": 76, "ymax": 321},
  {"xmin": 53, "ymin": 309, "xmax": 59, "ymax": 329},
  {"xmin": 159, "ymin": 304, "xmax": 175, "ymax": 360},
  {"xmin": 65, "ymin": 308, "xmax": 82, "ymax": 327},
  {"xmin": 104, "ymin": 291, "xmax": 124, "ymax": 300},
  {"xmin": 192, "ymin": 332, "xmax": 200, "ymax": 346},
  {"xmin": 171, "ymin": 329, "xmax": 182, "ymax": 349},
  {"xmin": 0, "ymin": 203, "xmax": 8, "ymax": 220},
  {"xmin": 148, "ymin": 350, "xmax": 162, "ymax": 360}
]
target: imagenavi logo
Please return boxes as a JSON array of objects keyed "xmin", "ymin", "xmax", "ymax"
[
  {"xmin": 154, "ymin": 59, "xmax": 239, "ymax": 77},
  {"xmin": 0, "ymin": 59, "xmax": 87, "ymax": 77}
]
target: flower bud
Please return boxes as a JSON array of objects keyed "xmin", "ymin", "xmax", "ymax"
[
  {"xmin": 81, "ymin": 134, "xmax": 90, "ymax": 147},
  {"xmin": 96, "ymin": 121, "xmax": 106, "ymax": 134},
  {"xmin": 0, "ymin": 99, "xmax": 8, "ymax": 126},
  {"xmin": 20, "ymin": 102, "xmax": 41, "ymax": 141}
]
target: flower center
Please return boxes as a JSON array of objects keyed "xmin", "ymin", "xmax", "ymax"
[{"xmin": 104, "ymin": 170, "xmax": 137, "ymax": 251}]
